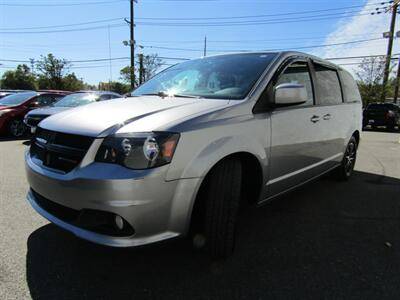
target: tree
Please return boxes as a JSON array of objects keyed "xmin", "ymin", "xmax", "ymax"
[
  {"xmin": 355, "ymin": 56, "xmax": 394, "ymax": 106},
  {"xmin": 36, "ymin": 53, "xmax": 70, "ymax": 89},
  {"xmin": 120, "ymin": 53, "xmax": 164, "ymax": 87},
  {"xmin": 98, "ymin": 81, "xmax": 130, "ymax": 95},
  {"xmin": 62, "ymin": 73, "xmax": 86, "ymax": 91},
  {"xmin": 141, "ymin": 53, "xmax": 164, "ymax": 81},
  {"xmin": 0, "ymin": 64, "xmax": 37, "ymax": 90},
  {"xmin": 120, "ymin": 66, "xmax": 137, "ymax": 87}
]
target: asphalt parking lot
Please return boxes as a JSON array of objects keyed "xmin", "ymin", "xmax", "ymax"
[{"xmin": 1, "ymin": 130, "xmax": 400, "ymax": 299}]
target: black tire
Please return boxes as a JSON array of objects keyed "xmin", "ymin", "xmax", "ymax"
[
  {"xmin": 387, "ymin": 125, "xmax": 395, "ymax": 132},
  {"xmin": 334, "ymin": 136, "xmax": 358, "ymax": 181},
  {"xmin": 202, "ymin": 159, "xmax": 242, "ymax": 259},
  {"xmin": 8, "ymin": 119, "xmax": 26, "ymax": 138}
]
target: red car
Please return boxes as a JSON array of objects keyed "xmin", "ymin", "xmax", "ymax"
[{"xmin": 0, "ymin": 91, "xmax": 69, "ymax": 137}]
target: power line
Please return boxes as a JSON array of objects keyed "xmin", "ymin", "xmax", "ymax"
[
  {"xmin": 0, "ymin": 10, "xmax": 378, "ymax": 33},
  {"xmin": 135, "ymin": 1, "xmax": 391, "ymax": 20},
  {"xmin": 134, "ymin": 11, "xmax": 375, "ymax": 27},
  {"xmin": 2, "ymin": 53, "xmax": 399, "ymax": 66},
  {"xmin": 0, "ymin": 17, "xmax": 124, "ymax": 31},
  {"xmin": 0, "ymin": 1, "xmax": 389, "ymax": 31},
  {"xmin": 142, "ymin": 38, "xmax": 384, "ymax": 53},
  {"xmin": 0, "ymin": 23, "xmax": 126, "ymax": 34},
  {"xmin": 139, "ymin": 33, "xmax": 383, "ymax": 44},
  {"xmin": 325, "ymin": 54, "xmax": 396, "ymax": 60},
  {"xmin": 0, "ymin": 0, "xmax": 127, "ymax": 7}
]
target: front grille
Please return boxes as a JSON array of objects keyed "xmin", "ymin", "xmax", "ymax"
[
  {"xmin": 26, "ymin": 115, "xmax": 49, "ymax": 127},
  {"xmin": 30, "ymin": 127, "xmax": 94, "ymax": 173}
]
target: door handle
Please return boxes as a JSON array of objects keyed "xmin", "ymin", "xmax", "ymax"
[
  {"xmin": 310, "ymin": 115, "xmax": 320, "ymax": 123},
  {"xmin": 323, "ymin": 114, "xmax": 331, "ymax": 120}
]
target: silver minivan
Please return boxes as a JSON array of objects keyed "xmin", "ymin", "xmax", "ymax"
[{"xmin": 25, "ymin": 52, "xmax": 362, "ymax": 258}]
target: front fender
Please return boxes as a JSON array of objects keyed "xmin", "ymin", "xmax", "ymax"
[{"xmin": 166, "ymin": 133, "xmax": 268, "ymax": 181}]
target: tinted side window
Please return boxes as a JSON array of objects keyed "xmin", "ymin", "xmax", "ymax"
[
  {"xmin": 53, "ymin": 95, "xmax": 65, "ymax": 102},
  {"xmin": 99, "ymin": 94, "xmax": 112, "ymax": 101},
  {"xmin": 36, "ymin": 95, "xmax": 56, "ymax": 106},
  {"xmin": 276, "ymin": 61, "xmax": 314, "ymax": 106},
  {"xmin": 340, "ymin": 70, "xmax": 361, "ymax": 103},
  {"xmin": 314, "ymin": 64, "xmax": 343, "ymax": 105}
]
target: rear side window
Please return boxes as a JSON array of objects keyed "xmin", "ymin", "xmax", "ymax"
[
  {"xmin": 314, "ymin": 64, "xmax": 343, "ymax": 105},
  {"xmin": 276, "ymin": 61, "xmax": 314, "ymax": 106},
  {"xmin": 340, "ymin": 70, "xmax": 361, "ymax": 103},
  {"xmin": 36, "ymin": 95, "xmax": 56, "ymax": 106}
]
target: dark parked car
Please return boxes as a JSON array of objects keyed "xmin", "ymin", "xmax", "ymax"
[
  {"xmin": 363, "ymin": 102, "xmax": 400, "ymax": 131},
  {"xmin": 24, "ymin": 91, "xmax": 121, "ymax": 133},
  {"xmin": 0, "ymin": 91, "xmax": 68, "ymax": 137}
]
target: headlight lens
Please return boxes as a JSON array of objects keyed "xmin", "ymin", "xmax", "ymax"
[{"xmin": 95, "ymin": 132, "xmax": 180, "ymax": 169}]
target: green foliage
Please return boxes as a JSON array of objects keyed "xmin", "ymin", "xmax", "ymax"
[
  {"xmin": 1, "ymin": 53, "xmax": 163, "ymax": 92},
  {"xmin": 98, "ymin": 81, "xmax": 131, "ymax": 95},
  {"xmin": 120, "ymin": 66, "xmax": 137, "ymax": 86},
  {"xmin": 0, "ymin": 64, "xmax": 37, "ymax": 90},
  {"xmin": 120, "ymin": 53, "xmax": 164, "ymax": 87},
  {"xmin": 36, "ymin": 54, "xmax": 70, "ymax": 89},
  {"xmin": 62, "ymin": 73, "xmax": 86, "ymax": 91},
  {"xmin": 355, "ymin": 56, "xmax": 396, "ymax": 106}
]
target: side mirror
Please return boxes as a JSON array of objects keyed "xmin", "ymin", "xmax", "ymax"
[{"xmin": 274, "ymin": 83, "xmax": 308, "ymax": 107}]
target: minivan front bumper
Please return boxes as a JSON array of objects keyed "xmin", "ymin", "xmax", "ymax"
[{"xmin": 25, "ymin": 152, "xmax": 201, "ymax": 247}]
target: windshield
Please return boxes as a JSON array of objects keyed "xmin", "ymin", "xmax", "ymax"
[
  {"xmin": 0, "ymin": 92, "xmax": 37, "ymax": 106},
  {"xmin": 53, "ymin": 93, "xmax": 100, "ymax": 107},
  {"xmin": 132, "ymin": 53, "xmax": 277, "ymax": 100}
]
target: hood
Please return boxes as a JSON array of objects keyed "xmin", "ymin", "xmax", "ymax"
[
  {"xmin": 39, "ymin": 96, "xmax": 230, "ymax": 137},
  {"xmin": 27, "ymin": 106, "xmax": 70, "ymax": 117}
]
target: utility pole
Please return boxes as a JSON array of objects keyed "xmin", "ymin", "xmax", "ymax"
[
  {"xmin": 393, "ymin": 30, "xmax": 400, "ymax": 103},
  {"xmin": 130, "ymin": 0, "xmax": 136, "ymax": 89},
  {"xmin": 203, "ymin": 36, "xmax": 207, "ymax": 57},
  {"xmin": 381, "ymin": 0, "xmax": 399, "ymax": 102},
  {"xmin": 138, "ymin": 53, "xmax": 144, "ymax": 85},
  {"xmin": 394, "ymin": 54, "xmax": 400, "ymax": 103}
]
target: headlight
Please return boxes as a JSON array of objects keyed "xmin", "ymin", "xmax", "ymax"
[
  {"xmin": 0, "ymin": 109, "xmax": 11, "ymax": 117},
  {"xmin": 95, "ymin": 132, "xmax": 180, "ymax": 169}
]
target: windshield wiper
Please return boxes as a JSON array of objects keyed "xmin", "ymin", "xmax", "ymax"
[{"xmin": 139, "ymin": 92, "xmax": 203, "ymax": 99}]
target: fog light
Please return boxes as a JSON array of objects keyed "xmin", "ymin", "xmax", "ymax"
[{"xmin": 114, "ymin": 215, "xmax": 124, "ymax": 230}]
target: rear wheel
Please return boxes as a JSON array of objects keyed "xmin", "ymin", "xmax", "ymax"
[
  {"xmin": 195, "ymin": 159, "xmax": 242, "ymax": 259},
  {"xmin": 335, "ymin": 136, "xmax": 357, "ymax": 181},
  {"xmin": 8, "ymin": 119, "xmax": 26, "ymax": 137}
]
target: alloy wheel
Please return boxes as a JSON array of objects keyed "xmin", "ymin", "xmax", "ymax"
[{"xmin": 344, "ymin": 141, "xmax": 356, "ymax": 176}]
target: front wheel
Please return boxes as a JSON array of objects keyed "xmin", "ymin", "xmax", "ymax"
[
  {"xmin": 8, "ymin": 119, "xmax": 26, "ymax": 137},
  {"xmin": 334, "ymin": 136, "xmax": 358, "ymax": 181},
  {"xmin": 198, "ymin": 159, "xmax": 242, "ymax": 259}
]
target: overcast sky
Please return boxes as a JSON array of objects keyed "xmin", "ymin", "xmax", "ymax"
[{"xmin": 1, "ymin": 0, "xmax": 399, "ymax": 84}]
